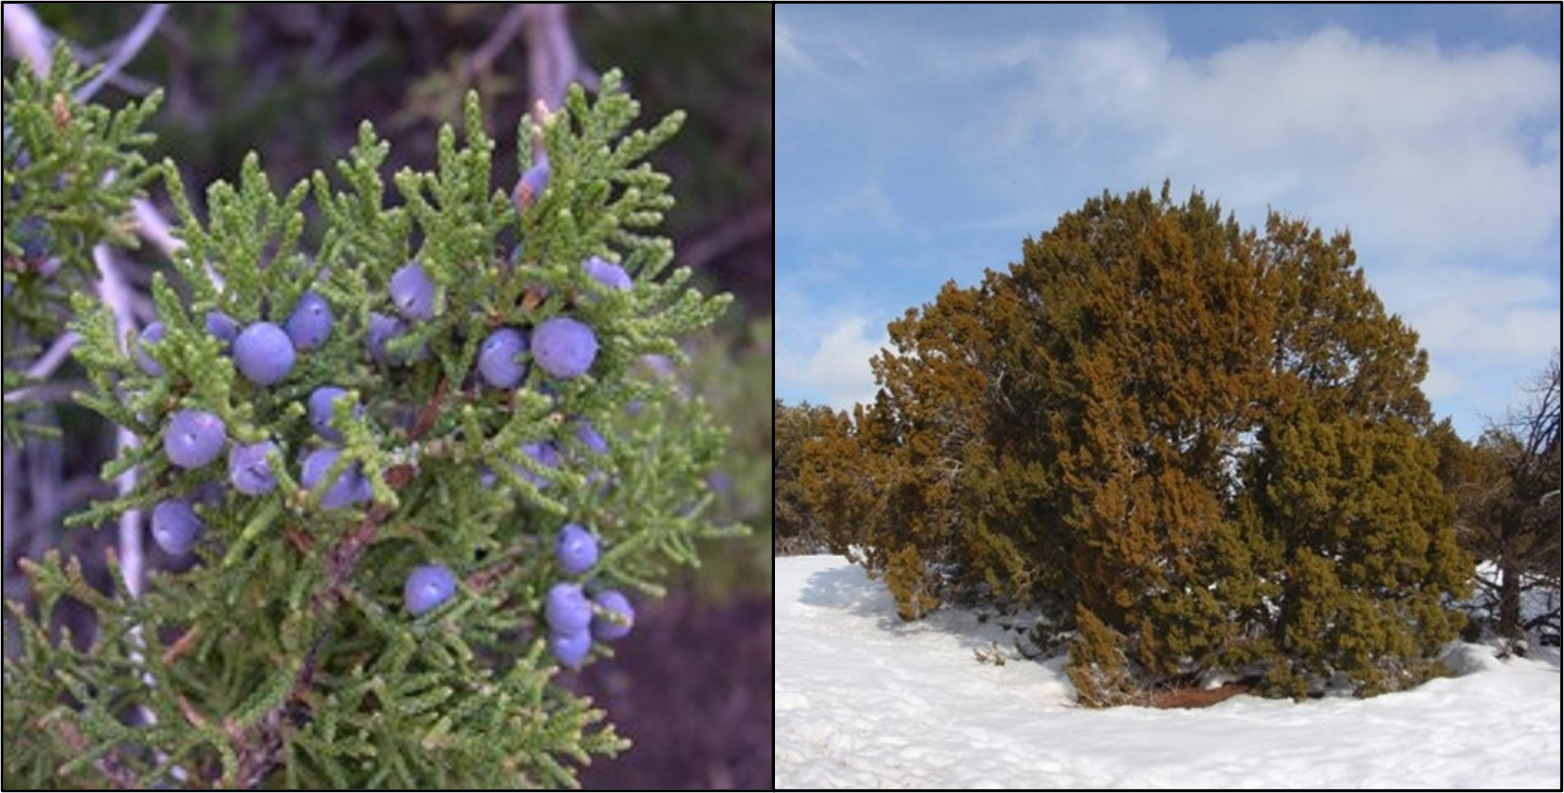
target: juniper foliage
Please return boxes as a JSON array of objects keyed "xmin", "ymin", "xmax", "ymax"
[
  {"xmin": 2, "ymin": 44, "xmax": 162, "ymax": 441},
  {"xmin": 4, "ymin": 71, "xmax": 735, "ymax": 789}
]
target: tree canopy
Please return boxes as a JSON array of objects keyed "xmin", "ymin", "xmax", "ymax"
[{"xmin": 796, "ymin": 184, "xmax": 1472, "ymax": 701}]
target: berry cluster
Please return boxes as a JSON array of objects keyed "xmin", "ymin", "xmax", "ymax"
[
  {"xmin": 396, "ymin": 516, "xmax": 637, "ymax": 671},
  {"xmin": 145, "ymin": 286, "xmax": 356, "ymax": 553},
  {"xmin": 542, "ymin": 523, "xmax": 635, "ymax": 667},
  {"xmin": 140, "ymin": 229, "xmax": 633, "ymax": 669}
]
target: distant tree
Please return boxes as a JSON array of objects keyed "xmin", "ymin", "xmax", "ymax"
[
  {"xmin": 1441, "ymin": 351, "xmax": 1562, "ymax": 647},
  {"xmin": 796, "ymin": 403, "xmax": 880, "ymax": 558},
  {"xmin": 776, "ymin": 399, "xmax": 837, "ymax": 554}
]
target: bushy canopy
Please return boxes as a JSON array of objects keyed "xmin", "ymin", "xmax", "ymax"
[{"xmin": 798, "ymin": 184, "xmax": 1470, "ymax": 701}]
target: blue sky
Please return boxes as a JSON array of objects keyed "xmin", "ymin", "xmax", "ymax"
[{"xmin": 777, "ymin": 4, "xmax": 1561, "ymax": 439}]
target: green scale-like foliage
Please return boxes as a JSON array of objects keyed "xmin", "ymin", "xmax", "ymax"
[
  {"xmin": 1250, "ymin": 402, "xmax": 1469, "ymax": 697},
  {"xmin": 4, "ymin": 72, "xmax": 734, "ymax": 789},
  {"xmin": 2, "ymin": 45, "xmax": 162, "ymax": 441}
]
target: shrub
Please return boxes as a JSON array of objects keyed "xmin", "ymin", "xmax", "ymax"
[{"xmin": 802, "ymin": 184, "xmax": 1470, "ymax": 702}]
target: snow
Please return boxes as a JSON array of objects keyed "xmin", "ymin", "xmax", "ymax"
[{"xmin": 777, "ymin": 555, "xmax": 1562, "ymax": 789}]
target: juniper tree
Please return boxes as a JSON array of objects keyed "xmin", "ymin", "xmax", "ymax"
[
  {"xmin": 801, "ymin": 183, "xmax": 1472, "ymax": 704},
  {"xmin": 868, "ymin": 282, "xmax": 1006, "ymax": 616},
  {"xmin": 3, "ymin": 72, "xmax": 735, "ymax": 789}
]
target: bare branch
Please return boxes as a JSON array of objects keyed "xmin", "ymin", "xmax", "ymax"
[
  {"xmin": 2, "ymin": 4, "xmax": 55, "ymax": 76},
  {"xmin": 3, "ymin": 379, "xmax": 88, "ymax": 406},
  {"xmin": 522, "ymin": 4, "xmax": 595, "ymax": 152},
  {"xmin": 132, "ymin": 197, "xmax": 183, "ymax": 260},
  {"xmin": 76, "ymin": 4, "xmax": 169, "ymax": 102},
  {"xmin": 94, "ymin": 244, "xmax": 145, "ymax": 598},
  {"xmin": 20, "ymin": 331, "xmax": 81, "ymax": 380}
]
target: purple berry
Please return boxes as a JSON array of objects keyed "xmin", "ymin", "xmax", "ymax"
[
  {"xmin": 307, "ymin": 386, "xmax": 362, "ymax": 443},
  {"xmin": 549, "ymin": 629, "xmax": 592, "ymax": 667},
  {"xmin": 366, "ymin": 312, "xmax": 427, "ymax": 366},
  {"xmin": 205, "ymin": 311, "xmax": 239, "ymax": 351},
  {"xmin": 545, "ymin": 582, "xmax": 592, "ymax": 633},
  {"xmin": 591, "ymin": 590, "xmax": 635, "ymax": 641},
  {"xmin": 164, "ymin": 409, "xmax": 226, "ymax": 469},
  {"xmin": 404, "ymin": 564, "xmax": 458, "ymax": 616},
  {"xmin": 514, "ymin": 161, "xmax": 550, "ymax": 211},
  {"xmin": 389, "ymin": 263, "xmax": 436, "ymax": 321},
  {"xmin": 532, "ymin": 317, "xmax": 598, "ymax": 380},
  {"xmin": 136, "ymin": 322, "xmax": 165, "ymax": 376},
  {"xmin": 476, "ymin": 327, "xmax": 529, "ymax": 389},
  {"xmin": 574, "ymin": 420, "xmax": 608, "ymax": 456},
  {"xmin": 284, "ymin": 290, "xmax": 333, "ymax": 350},
  {"xmin": 581, "ymin": 256, "xmax": 631, "ymax": 292},
  {"xmin": 233, "ymin": 322, "xmax": 296, "ymax": 386},
  {"xmin": 555, "ymin": 523, "xmax": 599, "ymax": 575},
  {"xmin": 300, "ymin": 448, "xmax": 371, "ymax": 509},
  {"xmin": 366, "ymin": 312, "xmax": 401, "ymax": 362},
  {"xmin": 228, "ymin": 440, "xmax": 280, "ymax": 495},
  {"xmin": 151, "ymin": 500, "xmax": 206, "ymax": 556}
]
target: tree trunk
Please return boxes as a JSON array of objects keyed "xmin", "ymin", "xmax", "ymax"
[{"xmin": 1498, "ymin": 561, "xmax": 1522, "ymax": 642}]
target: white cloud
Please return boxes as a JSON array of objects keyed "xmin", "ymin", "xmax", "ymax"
[
  {"xmin": 978, "ymin": 26, "xmax": 1561, "ymax": 263},
  {"xmin": 777, "ymin": 316, "xmax": 887, "ymax": 410},
  {"xmin": 1418, "ymin": 303, "xmax": 1561, "ymax": 361},
  {"xmin": 778, "ymin": 19, "xmax": 815, "ymax": 74},
  {"xmin": 1380, "ymin": 266, "xmax": 1561, "ymax": 363},
  {"xmin": 1421, "ymin": 360, "xmax": 1464, "ymax": 401}
]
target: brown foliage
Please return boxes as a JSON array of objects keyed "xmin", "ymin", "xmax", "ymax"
[{"xmin": 797, "ymin": 183, "xmax": 1472, "ymax": 704}]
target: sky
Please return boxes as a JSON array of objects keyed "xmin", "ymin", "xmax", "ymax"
[{"xmin": 776, "ymin": 4, "xmax": 1562, "ymax": 439}]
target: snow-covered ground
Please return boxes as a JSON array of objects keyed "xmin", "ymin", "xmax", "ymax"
[{"xmin": 777, "ymin": 555, "xmax": 1562, "ymax": 789}]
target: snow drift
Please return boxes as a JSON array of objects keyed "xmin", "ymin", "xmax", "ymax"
[{"xmin": 777, "ymin": 555, "xmax": 1562, "ymax": 789}]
